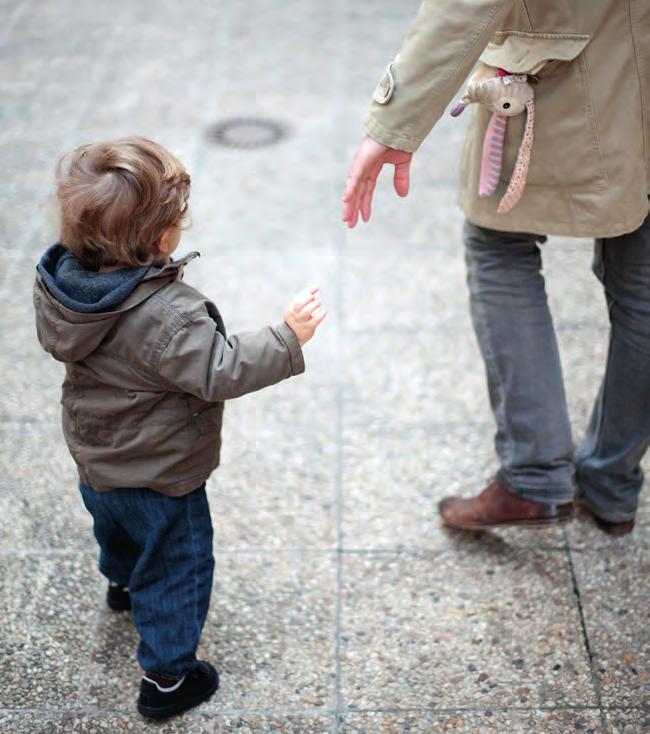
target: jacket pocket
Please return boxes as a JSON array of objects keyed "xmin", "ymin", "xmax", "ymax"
[
  {"xmin": 479, "ymin": 32, "xmax": 607, "ymax": 190},
  {"xmin": 192, "ymin": 402, "xmax": 224, "ymax": 434}
]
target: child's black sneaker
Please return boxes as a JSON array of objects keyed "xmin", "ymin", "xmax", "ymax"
[
  {"xmin": 137, "ymin": 661, "xmax": 219, "ymax": 720},
  {"xmin": 106, "ymin": 581, "xmax": 131, "ymax": 611}
]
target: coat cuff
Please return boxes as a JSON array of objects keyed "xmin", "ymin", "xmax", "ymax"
[
  {"xmin": 275, "ymin": 322, "xmax": 306, "ymax": 376},
  {"xmin": 364, "ymin": 111, "xmax": 423, "ymax": 154}
]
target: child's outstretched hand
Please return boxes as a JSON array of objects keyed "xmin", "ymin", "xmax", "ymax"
[{"xmin": 284, "ymin": 287, "xmax": 327, "ymax": 346}]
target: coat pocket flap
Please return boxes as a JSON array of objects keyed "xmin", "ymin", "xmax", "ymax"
[
  {"xmin": 372, "ymin": 55, "xmax": 401, "ymax": 105},
  {"xmin": 480, "ymin": 32, "xmax": 590, "ymax": 75}
]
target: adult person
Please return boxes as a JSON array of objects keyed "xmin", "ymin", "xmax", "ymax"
[{"xmin": 343, "ymin": 0, "xmax": 649, "ymax": 536}]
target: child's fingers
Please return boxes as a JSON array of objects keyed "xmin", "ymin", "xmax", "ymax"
[
  {"xmin": 300, "ymin": 300, "xmax": 321, "ymax": 318},
  {"xmin": 293, "ymin": 294, "xmax": 315, "ymax": 314},
  {"xmin": 292, "ymin": 287, "xmax": 320, "ymax": 313}
]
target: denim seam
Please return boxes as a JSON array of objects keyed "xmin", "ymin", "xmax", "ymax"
[
  {"xmin": 468, "ymin": 256, "xmax": 513, "ymax": 469},
  {"xmin": 593, "ymin": 248, "xmax": 612, "ymax": 463},
  {"xmin": 186, "ymin": 497, "xmax": 202, "ymax": 669}
]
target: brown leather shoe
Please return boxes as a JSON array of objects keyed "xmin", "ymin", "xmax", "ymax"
[
  {"xmin": 578, "ymin": 503, "xmax": 635, "ymax": 536},
  {"xmin": 438, "ymin": 480, "xmax": 573, "ymax": 530}
]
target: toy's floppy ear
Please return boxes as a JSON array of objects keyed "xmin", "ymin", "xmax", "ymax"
[
  {"xmin": 479, "ymin": 113, "xmax": 507, "ymax": 197},
  {"xmin": 497, "ymin": 98, "xmax": 535, "ymax": 214}
]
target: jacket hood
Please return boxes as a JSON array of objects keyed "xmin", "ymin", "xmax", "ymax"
[
  {"xmin": 37, "ymin": 243, "xmax": 150, "ymax": 314},
  {"xmin": 33, "ymin": 243, "xmax": 199, "ymax": 363}
]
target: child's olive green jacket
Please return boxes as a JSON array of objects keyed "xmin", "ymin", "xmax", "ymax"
[
  {"xmin": 33, "ymin": 248, "xmax": 304, "ymax": 496},
  {"xmin": 365, "ymin": 0, "xmax": 649, "ymax": 238}
]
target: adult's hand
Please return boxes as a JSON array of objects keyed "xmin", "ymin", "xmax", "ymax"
[{"xmin": 342, "ymin": 135, "xmax": 413, "ymax": 228}]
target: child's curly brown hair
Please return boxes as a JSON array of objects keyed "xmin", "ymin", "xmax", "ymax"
[{"xmin": 56, "ymin": 137, "xmax": 190, "ymax": 269}]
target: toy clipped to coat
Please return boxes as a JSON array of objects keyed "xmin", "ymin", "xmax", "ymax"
[{"xmin": 451, "ymin": 64, "xmax": 536, "ymax": 214}]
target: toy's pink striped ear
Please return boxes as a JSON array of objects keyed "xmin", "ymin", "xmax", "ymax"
[
  {"xmin": 478, "ymin": 112, "xmax": 507, "ymax": 197},
  {"xmin": 497, "ymin": 99, "xmax": 535, "ymax": 214}
]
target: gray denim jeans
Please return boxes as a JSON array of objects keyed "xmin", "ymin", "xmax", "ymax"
[{"xmin": 464, "ymin": 211, "xmax": 650, "ymax": 521}]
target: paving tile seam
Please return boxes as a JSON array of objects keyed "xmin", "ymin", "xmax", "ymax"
[
  {"xmin": 340, "ymin": 419, "xmax": 496, "ymax": 435},
  {"xmin": 333, "ymin": 6, "xmax": 352, "ymax": 728},
  {"xmin": 0, "ymin": 244, "xmax": 500, "ymax": 259},
  {"xmin": 2, "ymin": 704, "xmax": 644, "ymax": 716},
  {"xmin": 563, "ymin": 527, "xmax": 609, "ymax": 734},
  {"xmin": 342, "ymin": 705, "xmax": 612, "ymax": 714},
  {"xmin": 333, "ymin": 135, "xmax": 347, "ymax": 734},
  {"xmin": 340, "ymin": 323, "xmax": 609, "ymax": 335},
  {"xmin": 0, "ymin": 240, "xmax": 599, "ymax": 256},
  {"xmin": 0, "ymin": 706, "xmax": 337, "ymax": 718},
  {"xmin": 5, "ymin": 542, "xmax": 648, "ymax": 561},
  {"xmin": 0, "ymin": 417, "xmax": 499, "ymax": 434}
]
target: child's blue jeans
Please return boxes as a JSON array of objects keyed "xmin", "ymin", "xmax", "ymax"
[{"xmin": 79, "ymin": 482, "xmax": 214, "ymax": 679}]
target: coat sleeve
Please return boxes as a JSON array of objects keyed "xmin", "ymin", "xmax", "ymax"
[
  {"xmin": 157, "ymin": 316, "xmax": 305, "ymax": 401},
  {"xmin": 364, "ymin": 0, "xmax": 513, "ymax": 152}
]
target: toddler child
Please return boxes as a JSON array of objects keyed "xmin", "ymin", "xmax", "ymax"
[{"xmin": 32, "ymin": 136, "xmax": 325, "ymax": 719}]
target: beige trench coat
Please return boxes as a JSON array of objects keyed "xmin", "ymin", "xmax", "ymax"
[{"xmin": 364, "ymin": 0, "xmax": 649, "ymax": 238}]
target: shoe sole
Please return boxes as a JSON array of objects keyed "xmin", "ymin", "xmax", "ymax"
[
  {"xmin": 575, "ymin": 502, "xmax": 635, "ymax": 536},
  {"xmin": 137, "ymin": 677, "xmax": 219, "ymax": 720},
  {"xmin": 442, "ymin": 514, "xmax": 573, "ymax": 531}
]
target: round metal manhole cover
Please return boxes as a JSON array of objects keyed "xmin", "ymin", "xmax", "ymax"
[{"xmin": 206, "ymin": 117, "xmax": 288, "ymax": 149}]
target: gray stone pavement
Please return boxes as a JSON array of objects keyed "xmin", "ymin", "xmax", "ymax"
[{"xmin": 0, "ymin": 1, "xmax": 648, "ymax": 732}]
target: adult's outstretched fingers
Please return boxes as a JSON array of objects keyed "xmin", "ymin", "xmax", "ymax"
[
  {"xmin": 345, "ymin": 175, "xmax": 366, "ymax": 227},
  {"xmin": 393, "ymin": 157, "xmax": 411, "ymax": 197},
  {"xmin": 360, "ymin": 174, "xmax": 379, "ymax": 223}
]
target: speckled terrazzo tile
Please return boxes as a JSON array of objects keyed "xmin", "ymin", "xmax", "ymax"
[
  {"xmin": 0, "ymin": 712, "xmax": 75, "ymax": 734},
  {"xmin": 82, "ymin": 552, "xmax": 337, "ymax": 712},
  {"xmin": 342, "ymin": 329, "xmax": 492, "ymax": 430},
  {"xmin": 345, "ymin": 1, "xmax": 421, "ymax": 97},
  {"xmin": 0, "ymin": 553, "xmax": 99, "ymax": 708},
  {"xmin": 78, "ymin": 52, "xmax": 216, "ymax": 134},
  {"xmin": 567, "ymin": 488, "xmax": 650, "ymax": 550},
  {"xmin": 192, "ymin": 96, "xmax": 344, "ymax": 254},
  {"xmin": 0, "ymin": 267, "xmax": 64, "ymax": 424},
  {"xmin": 204, "ymin": 552, "xmax": 336, "ymax": 711},
  {"xmin": 342, "ymin": 423, "xmax": 566, "ymax": 551},
  {"xmin": 339, "ymin": 709, "xmax": 604, "ymax": 734},
  {"xmin": 214, "ymin": 367, "xmax": 337, "ymax": 448},
  {"xmin": 340, "ymin": 548, "xmax": 595, "ymax": 710},
  {"xmin": 571, "ymin": 545, "xmax": 650, "ymax": 707},
  {"xmin": 0, "ymin": 422, "xmax": 89, "ymax": 552},
  {"xmin": 0, "ymin": 711, "xmax": 335, "ymax": 734},
  {"xmin": 184, "ymin": 251, "xmax": 339, "ymax": 336},
  {"xmin": 343, "ymin": 250, "xmax": 470, "ymax": 334},
  {"xmin": 223, "ymin": 2, "xmax": 340, "ymax": 98},
  {"xmin": 342, "ymin": 315, "xmax": 609, "ymax": 434},
  {"xmin": 0, "ymin": 138, "xmax": 62, "ymax": 202},
  {"xmin": 342, "ymin": 185, "xmax": 465, "ymax": 252},
  {"xmin": 210, "ymin": 425, "xmax": 337, "ymax": 549},
  {"xmin": 605, "ymin": 708, "xmax": 650, "ymax": 734}
]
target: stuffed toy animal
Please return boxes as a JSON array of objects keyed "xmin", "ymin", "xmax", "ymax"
[{"xmin": 451, "ymin": 64, "xmax": 536, "ymax": 214}]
